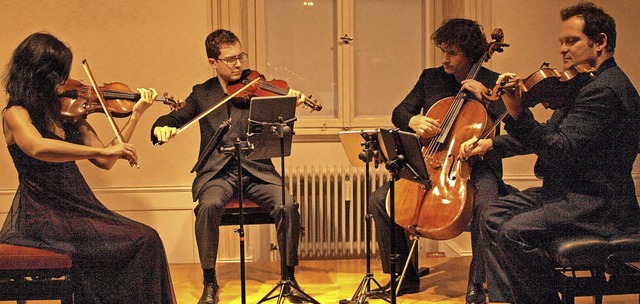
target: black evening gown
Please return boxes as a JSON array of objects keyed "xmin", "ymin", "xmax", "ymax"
[{"xmin": 0, "ymin": 128, "xmax": 176, "ymax": 304}]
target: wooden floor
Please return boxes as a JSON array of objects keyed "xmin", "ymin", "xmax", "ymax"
[
  {"xmin": 175, "ymin": 256, "xmax": 472, "ymax": 303},
  {"xmin": 4, "ymin": 256, "xmax": 638, "ymax": 303}
]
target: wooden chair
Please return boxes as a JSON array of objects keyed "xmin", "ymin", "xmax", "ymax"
[
  {"xmin": 221, "ymin": 197, "xmax": 275, "ymax": 226},
  {"xmin": 0, "ymin": 243, "xmax": 73, "ymax": 304},
  {"xmin": 549, "ymin": 233, "xmax": 640, "ymax": 304}
]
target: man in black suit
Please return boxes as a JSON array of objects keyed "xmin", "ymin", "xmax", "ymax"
[
  {"xmin": 460, "ymin": 2, "xmax": 640, "ymax": 303},
  {"xmin": 151, "ymin": 29, "xmax": 307, "ymax": 304},
  {"xmin": 369, "ymin": 18, "xmax": 513, "ymax": 303}
]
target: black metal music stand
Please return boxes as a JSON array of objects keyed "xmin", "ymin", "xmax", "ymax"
[
  {"xmin": 191, "ymin": 119, "xmax": 232, "ymax": 173},
  {"xmin": 247, "ymin": 96, "xmax": 319, "ymax": 304},
  {"xmin": 338, "ymin": 130, "xmax": 390, "ymax": 304},
  {"xmin": 376, "ymin": 128, "xmax": 431, "ymax": 304},
  {"xmin": 192, "ymin": 118, "xmax": 253, "ymax": 304}
]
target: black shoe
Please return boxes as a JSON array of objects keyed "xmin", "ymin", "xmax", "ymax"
[
  {"xmin": 198, "ymin": 282, "xmax": 219, "ymax": 304},
  {"xmin": 466, "ymin": 281, "xmax": 487, "ymax": 304},
  {"xmin": 371, "ymin": 277, "xmax": 420, "ymax": 296},
  {"xmin": 283, "ymin": 278, "xmax": 305, "ymax": 303}
]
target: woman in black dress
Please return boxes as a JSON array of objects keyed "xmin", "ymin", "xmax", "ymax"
[{"xmin": 1, "ymin": 32, "xmax": 176, "ymax": 303}]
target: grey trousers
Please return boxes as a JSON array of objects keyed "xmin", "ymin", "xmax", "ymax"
[{"xmin": 194, "ymin": 169, "xmax": 300, "ymax": 272}]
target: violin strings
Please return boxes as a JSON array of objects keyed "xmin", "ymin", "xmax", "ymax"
[
  {"xmin": 102, "ymin": 89, "xmax": 166, "ymax": 103},
  {"xmin": 103, "ymin": 90, "xmax": 136, "ymax": 100}
]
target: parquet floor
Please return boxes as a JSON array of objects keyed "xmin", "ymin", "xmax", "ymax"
[{"xmin": 3, "ymin": 256, "xmax": 637, "ymax": 303}]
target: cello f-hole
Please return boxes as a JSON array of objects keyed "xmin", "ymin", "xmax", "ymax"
[{"xmin": 446, "ymin": 154, "xmax": 457, "ymax": 181}]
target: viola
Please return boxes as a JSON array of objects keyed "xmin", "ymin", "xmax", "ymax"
[
  {"xmin": 58, "ymin": 78, "xmax": 182, "ymax": 118},
  {"xmin": 465, "ymin": 62, "xmax": 595, "ymax": 157},
  {"xmin": 228, "ymin": 70, "xmax": 323, "ymax": 112},
  {"xmin": 482, "ymin": 62, "xmax": 595, "ymax": 108}
]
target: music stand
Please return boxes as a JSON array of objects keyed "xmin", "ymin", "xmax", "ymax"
[
  {"xmin": 246, "ymin": 96, "xmax": 295, "ymax": 161},
  {"xmin": 194, "ymin": 118, "xmax": 254, "ymax": 304},
  {"xmin": 191, "ymin": 119, "xmax": 232, "ymax": 173},
  {"xmin": 337, "ymin": 130, "xmax": 390, "ymax": 304},
  {"xmin": 338, "ymin": 130, "xmax": 381, "ymax": 168},
  {"xmin": 376, "ymin": 128, "xmax": 430, "ymax": 303},
  {"xmin": 376, "ymin": 128, "xmax": 430, "ymax": 186},
  {"xmin": 248, "ymin": 96, "xmax": 319, "ymax": 304}
]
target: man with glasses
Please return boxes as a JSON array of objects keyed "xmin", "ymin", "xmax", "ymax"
[
  {"xmin": 369, "ymin": 18, "xmax": 514, "ymax": 303},
  {"xmin": 150, "ymin": 29, "xmax": 307, "ymax": 304}
]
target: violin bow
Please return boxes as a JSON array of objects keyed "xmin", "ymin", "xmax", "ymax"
[{"xmin": 81, "ymin": 59, "xmax": 137, "ymax": 168}]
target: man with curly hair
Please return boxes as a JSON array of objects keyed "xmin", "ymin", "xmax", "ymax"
[{"xmin": 369, "ymin": 18, "xmax": 513, "ymax": 303}]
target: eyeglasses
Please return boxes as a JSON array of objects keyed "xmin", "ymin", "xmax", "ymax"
[{"xmin": 217, "ymin": 53, "xmax": 248, "ymax": 66}]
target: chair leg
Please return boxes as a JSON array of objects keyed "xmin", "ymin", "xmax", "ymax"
[
  {"xmin": 593, "ymin": 268, "xmax": 606, "ymax": 304},
  {"xmin": 593, "ymin": 294, "xmax": 603, "ymax": 304},
  {"xmin": 561, "ymin": 291, "xmax": 575, "ymax": 304},
  {"xmin": 559, "ymin": 268, "xmax": 575, "ymax": 304},
  {"xmin": 62, "ymin": 291, "xmax": 74, "ymax": 304}
]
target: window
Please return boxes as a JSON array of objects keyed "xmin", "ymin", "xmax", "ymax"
[{"xmin": 258, "ymin": 0, "xmax": 432, "ymax": 134}]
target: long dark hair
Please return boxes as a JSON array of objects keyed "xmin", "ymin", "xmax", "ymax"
[{"xmin": 3, "ymin": 32, "xmax": 72, "ymax": 132}]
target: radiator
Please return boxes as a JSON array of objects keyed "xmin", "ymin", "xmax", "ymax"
[{"xmin": 284, "ymin": 165, "xmax": 390, "ymax": 259}]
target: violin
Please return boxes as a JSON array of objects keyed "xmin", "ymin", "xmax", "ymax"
[
  {"xmin": 58, "ymin": 78, "xmax": 182, "ymax": 118},
  {"xmin": 159, "ymin": 69, "xmax": 321, "ymax": 142},
  {"xmin": 228, "ymin": 70, "xmax": 322, "ymax": 112}
]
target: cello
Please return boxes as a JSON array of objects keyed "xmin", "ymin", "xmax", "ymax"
[{"xmin": 391, "ymin": 29, "xmax": 508, "ymax": 240}]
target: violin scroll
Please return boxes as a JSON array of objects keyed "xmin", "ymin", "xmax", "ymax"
[
  {"xmin": 301, "ymin": 94, "xmax": 323, "ymax": 112},
  {"xmin": 160, "ymin": 93, "xmax": 184, "ymax": 111}
]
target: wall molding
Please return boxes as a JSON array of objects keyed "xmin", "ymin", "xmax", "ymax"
[{"xmin": 2, "ymin": 172, "xmax": 639, "ymax": 203}]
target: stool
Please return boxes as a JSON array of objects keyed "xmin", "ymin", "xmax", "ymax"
[
  {"xmin": 549, "ymin": 234, "xmax": 640, "ymax": 304},
  {"xmin": 221, "ymin": 198, "xmax": 275, "ymax": 226},
  {"xmin": 0, "ymin": 243, "xmax": 73, "ymax": 304}
]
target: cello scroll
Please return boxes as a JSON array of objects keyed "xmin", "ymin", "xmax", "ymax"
[{"xmin": 484, "ymin": 28, "xmax": 510, "ymax": 62}]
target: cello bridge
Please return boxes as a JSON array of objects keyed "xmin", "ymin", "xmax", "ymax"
[{"xmin": 424, "ymin": 156, "xmax": 442, "ymax": 169}]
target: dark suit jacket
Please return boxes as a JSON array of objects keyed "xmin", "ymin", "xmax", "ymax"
[
  {"xmin": 496, "ymin": 58, "xmax": 640, "ymax": 235},
  {"xmin": 151, "ymin": 71, "xmax": 282, "ymax": 201}
]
